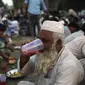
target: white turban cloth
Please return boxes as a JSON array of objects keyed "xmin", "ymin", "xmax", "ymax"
[{"xmin": 41, "ymin": 20, "xmax": 64, "ymax": 34}]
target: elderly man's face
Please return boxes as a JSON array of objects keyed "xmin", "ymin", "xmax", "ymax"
[
  {"xmin": 38, "ymin": 30, "xmax": 53, "ymax": 51},
  {"xmin": 36, "ymin": 30, "xmax": 59, "ymax": 73}
]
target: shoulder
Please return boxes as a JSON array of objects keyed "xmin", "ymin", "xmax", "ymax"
[
  {"xmin": 56, "ymin": 63, "xmax": 84, "ymax": 85},
  {"xmin": 57, "ymin": 48, "xmax": 83, "ymax": 72},
  {"xmin": 29, "ymin": 55, "xmax": 36, "ymax": 65},
  {"xmin": 56, "ymin": 49, "xmax": 84, "ymax": 83}
]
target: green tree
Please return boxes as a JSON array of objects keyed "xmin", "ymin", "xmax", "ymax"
[
  {"xmin": 13, "ymin": 0, "xmax": 24, "ymax": 9},
  {"xmin": 0, "ymin": 0, "xmax": 4, "ymax": 7}
]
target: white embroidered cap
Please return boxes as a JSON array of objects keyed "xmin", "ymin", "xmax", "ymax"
[
  {"xmin": 41, "ymin": 20, "xmax": 64, "ymax": 34},
  {"xmin": 2, "ymin": 17, "xmax": 7, "ymax": 22}
]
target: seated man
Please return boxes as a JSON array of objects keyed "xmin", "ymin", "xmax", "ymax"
[
  {"xmin": 0, "ymin": 23, "xmax": 13, "ymax": 64},
  {"xmin": 64, "ymin": 23, "xmax": 85, "ymax": 44},
  {"xmin": 65, "ymin": 36, "xmax": 85, "ymax": 59},
  {"xmin": 65, "ymin": 36, "xmax": 85, "ymax": 84},
  {"xmin": 2, "ymin": 17, "xmax": 19, "ymax": 37},
  {"xmin": 18, "ymin": 21, "xmax": 84, "ymax": 85},
  {"xmin": 0, "ymin": 23, "xmax": 9, "ymax": 71}
]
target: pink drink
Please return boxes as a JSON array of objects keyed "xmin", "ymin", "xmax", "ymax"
[{"xmin": 21, "ymin": 38, "xmax": 43, "ymax": 55}]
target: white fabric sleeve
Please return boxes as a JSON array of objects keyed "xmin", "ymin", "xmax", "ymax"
[
  {"xmin": 81, "ymin": 42, "xmax": 85, "ymax": 58},
  {"xmin": 53, "ymin": 65, "xmax": 83, "ymax": 85},
  {"xmin": 64, "ymin": 35, "xmax": 74, "ymax": 44},
  {"xmin": 20, "ymin": 55, "xmax": 36, "ymax": 75},
  {"xmin": 29, "ymin": 55, "xmax": 36, "ymax": 68}
]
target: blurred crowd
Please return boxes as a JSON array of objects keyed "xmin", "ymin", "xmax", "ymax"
[
  {"xmin": 0, "ymin": 2, "xmax": 85, "ymax": 85},
  {"xmin": 0, "ymin": 7, "xmax": 85, "ymax": 39}
]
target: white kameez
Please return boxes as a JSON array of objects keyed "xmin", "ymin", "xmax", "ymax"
[{"xmin": 17, "ymin": 48, "xmax": 84, "ymax": 85}]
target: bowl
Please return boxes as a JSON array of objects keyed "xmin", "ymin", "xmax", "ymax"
[
  {"xmin": 6, "ymin": 69, "xmax": 23, "ymax": 78},
  {"xmin": 8, "ymin": 57, "xmax": 16, "ymax": 64}
]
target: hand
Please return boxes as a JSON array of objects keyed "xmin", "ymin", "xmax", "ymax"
[
  {"xmin": 3, "ymin": 54, "xmax": 9, "ymax": 62},
  {"xmin": 20, "ymin": 49, "xmax": 35, "ymax": 57},
  {"xmin": 44, "ymin": 10, "xmax": 49, "ymax": 14},
  {"xmin": 9, "ymin": 46, "xmax": 14, "ymax": 52},
  {"xmin": 1, "ymin": 61, "xmax": 7, "ymax": 72},
  {"xmin": 0, "ymin": 51, "xmax": 9, "ymax": 62},
  {"xmin": 22, "ymin": 51, "xmax": 37, "ymax": 56},
  {"xmin": 5, "ymin": 45, "xmax": 14, "ymax": 52},
  {"xmin": 21, "ymin": 40, "xmax": 32, "ymax": 46}
]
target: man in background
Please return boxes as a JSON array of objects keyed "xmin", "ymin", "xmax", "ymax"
[{"xmin": 24, "ymin": 0, "xmax": 48, "ymax": 37}]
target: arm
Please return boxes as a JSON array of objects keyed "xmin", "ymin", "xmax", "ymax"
[
  {"xmin": 0, "ymin": 51, "xmax": 9, "ymax": 62},
  {"xmin": 23, "ymin": 0, "xmax": 29, "ymax": 13},
  {"xmin": 41, "ymin": 0, "xmax": 48, "ymax": 12},
  {"xmin": 20, "ymin": 55, "xmax": 36, "ymax": 75},
  {"xmin": 53, "ymin": 65, "xmax": 84, "ymax": 85},
  {"xmin": 20, "ymin": 59, "xmax": 34, "ymax": 75},
  {"xmin": 20, "ymin": 52, "xmax": 36, "ymax": 69},
  {"xmin": 20, "ymin": 53, "xmax": 30, "ymax": 69},
  {"xmin": 2, "ymin": 34, "xmax": 9, "ymax": 44},
  {"xmin": 0, "ymin": 33, "xmax": 9, "ymax": 44},
  {"xmin": 82, "ymin": 41, "xmax": 85, "ymax": 58}
]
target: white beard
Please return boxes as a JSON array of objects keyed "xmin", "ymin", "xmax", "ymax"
[{"xmin": 35, "ymin": 43, "xmax": 59, "ymax": 74}]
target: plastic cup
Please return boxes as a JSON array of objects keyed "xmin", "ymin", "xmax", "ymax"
[{"xmin": 21, "ymin": 38, "xmax": 43, "ymax": 55}]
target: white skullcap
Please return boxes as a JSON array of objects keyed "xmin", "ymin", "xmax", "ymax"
[
  {"xmin": 65, "ymin": 18, "xmax": 70, "ymax": 24},
  {"xmin": 41, "ymin": 20, "xmax": 64, "ymax": 34},
  {"xmin": 59, "ymin": 20, "xmax": 65, "ymax": 25},
  {"xmin": 2, "ymin": 17, "xmax": 7, "ymax": 22}
]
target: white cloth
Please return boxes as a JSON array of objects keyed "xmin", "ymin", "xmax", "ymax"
[
  {"xmin": 17, "ymin": 48, "xmax": 84, "ymax": 85},
  {"xmin": 65, "ymin": 36, "xmax": 85, "ymax": 59},
  {"xmin": 41, "ymin": 20, "xmax": 64, "ymax": 34},
  {"xmin": 0, "ymin": 15, "xmax": 2, "ymax": 24},
  {"xmin": 64, "ymin": 30, "xmax": 84, "ymax": 44},
  {"xmin": 64, "ymin": 26, "xmax": 71, "ymax": 38},
  {"xmin": 4, "ymin": 20, "xmax": 19, "ymax": 37},
  {"xmin": 17, "ymin": 81, "xmax": 34, "ymax": 85},
  {"xmin": 65, "ymin": 36, "xmax": 85, "ymax": 84},
  {"xmin": 11, "ymin": 20, "xmax": 19, "ymax": 30}
]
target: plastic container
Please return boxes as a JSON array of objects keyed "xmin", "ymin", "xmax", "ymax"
[
  {"xmin": 0, "ymin": 74, "xmax": 6, "ymax": 85},
  {"xmin": 21, "ymin": 38, "xmax": 43, "ymax": 55},
  {"xmin": 0, "ymin": 62, "xmax": 7, "ymax": 85}
]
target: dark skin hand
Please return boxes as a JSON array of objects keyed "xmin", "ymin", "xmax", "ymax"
[
  {"xmin": 0, "ymin": 51, "xmax": 9, "ymax": 62},
  {"xmin": 20, "ymin": 49, "xmax": 36, "ymax": 69},
  {"xmin": 20, "ymin": 40, "xmax": 37, "ymax": 69},
  {"xmin": 5, "ymin": 45, "xmax": 14, "ymax": 52},
  {"xmin": 0, "ymin": 32, "xmax": 14, "ymax": 51}
]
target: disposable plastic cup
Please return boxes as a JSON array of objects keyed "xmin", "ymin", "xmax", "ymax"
[{"xmin": 21, "ymin": 38, "xmax": 43, "ymax": 55}]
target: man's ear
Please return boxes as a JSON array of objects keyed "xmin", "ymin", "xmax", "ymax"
[{"xmin": 55, "ymin": 39, "xmax": 62, "ymax": 53}]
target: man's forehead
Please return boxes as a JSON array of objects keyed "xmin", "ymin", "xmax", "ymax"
[{"xmin": 38, "ymin": 30, "xmax": 53, "ymax": 39}]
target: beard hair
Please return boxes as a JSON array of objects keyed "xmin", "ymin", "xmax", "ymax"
[{"xmin": 35, "ymin": 41, "xmax": 59, "ymax": 74}]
